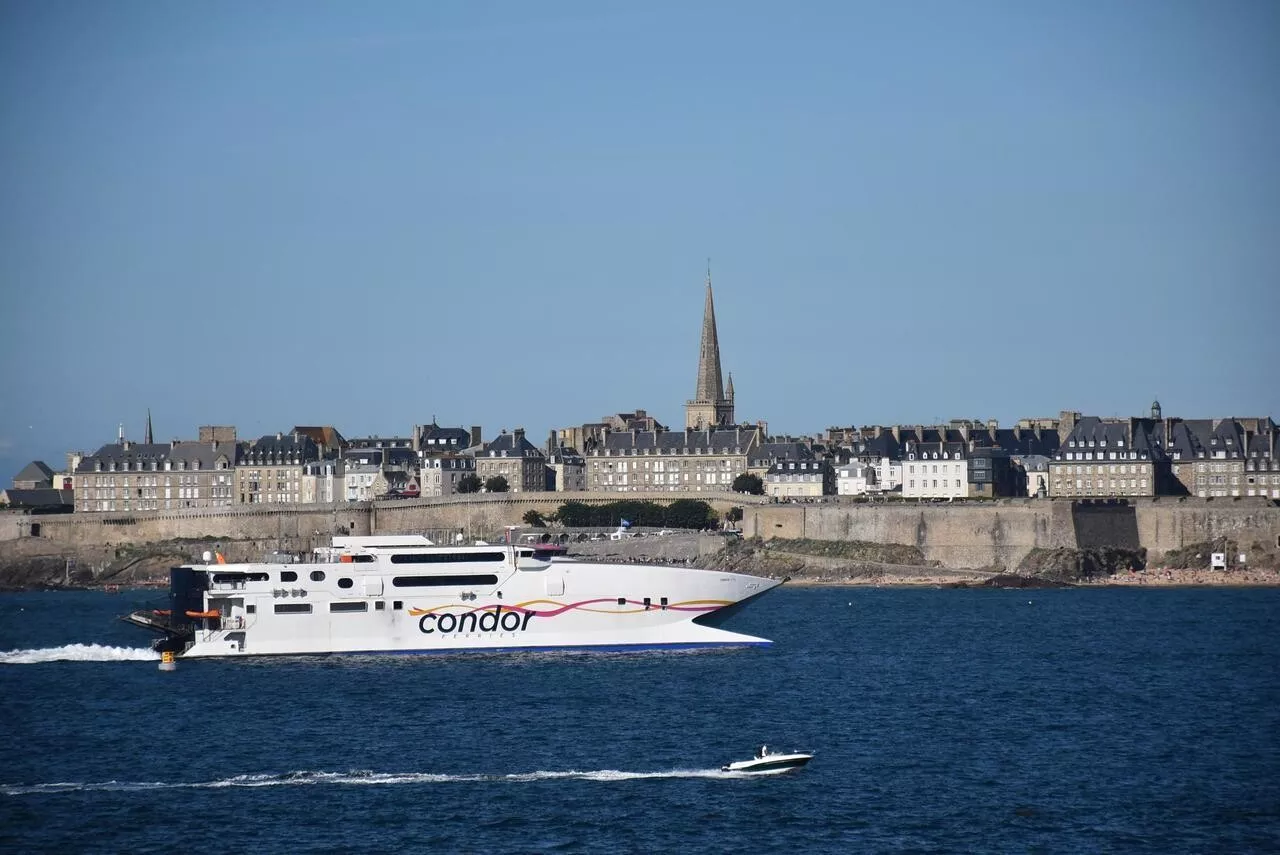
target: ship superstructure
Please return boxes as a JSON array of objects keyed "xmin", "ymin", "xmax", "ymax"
[{"xmin": 124, "ymin": 535, "xmax": 782, "ymax": 658}]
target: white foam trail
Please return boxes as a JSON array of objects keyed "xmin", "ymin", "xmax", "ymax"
[
  {"xmin": 2, "ymin": 768, "xmax": 740, "ymax": 795},
  {"xmin": 0, "ymin": 644, "xmax": 160, "ymax": 664}
]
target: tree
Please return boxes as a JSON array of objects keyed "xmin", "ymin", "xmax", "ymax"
[
  {"xmin": 726, "ymin": 506, "xmax": 744, "ymax": 524},
  {"xmin": 457, "ymin": 474, "xmax": 482, "ymax": 494},
  {"xmin": 522, "ymin": 509, "xmax": 546, "ymax": 527},
  {"xmin": 732, "ymin": 473, "xmax": 764, "ymax": 495},
  {"xmin": 555, "ymin": 501, "xmax": 594, "ymax": 527},
  {"xmin": 484, "ymin": 475, "xmax": 510, "ymax": 493},
  {"xmin": 664, "ymin": 498, "xmax": 715, "ymax": 530}
]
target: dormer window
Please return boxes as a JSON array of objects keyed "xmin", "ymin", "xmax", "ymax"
[{"xmin": 1118, "ymin": 440, "xmax": 1125, "ymax": 447}]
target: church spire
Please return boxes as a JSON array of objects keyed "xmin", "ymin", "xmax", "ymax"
[
  {"xmin": 144, "ymin": 408, "xmax": 154, "ymax": 445},
  {"xmin": 694, "ymin": 260, "xmax": 725, "ymax": 402},
  {"xmin": 685, "ymin": 260, "xmax": 735, "ymax": 430}
]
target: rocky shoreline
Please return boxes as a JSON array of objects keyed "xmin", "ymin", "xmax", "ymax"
[{"xmin": 3, "ymin": 532, "xmax": 1277, "ymax": 592}]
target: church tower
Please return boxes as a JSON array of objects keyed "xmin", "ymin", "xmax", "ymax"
[{"xmin": 685, "ymin": 263, "xmax": 735, "ymax": 430}]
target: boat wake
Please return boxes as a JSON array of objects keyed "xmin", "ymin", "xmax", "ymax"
[
  {"xmin": 0, "ymin": 644, "xmax": 160, "ymax": 665},
  {"xmin": 3, "ymin": 767, "xmax": 746, "ymax": 795}
]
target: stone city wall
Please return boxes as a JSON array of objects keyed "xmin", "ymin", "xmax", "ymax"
[{"xmin": 4, "ymin": 495, "xmax": 1277, "ymax": 572}]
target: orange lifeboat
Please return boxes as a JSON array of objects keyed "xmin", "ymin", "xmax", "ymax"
[{"xmin": 185, "ymin": 609, "xmax": 221, "ymax": 619}]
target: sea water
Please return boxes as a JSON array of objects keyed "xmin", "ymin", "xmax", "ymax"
[{"xmin": 1, "ymin": 587, "xmax": 1277, "ymax": 853}]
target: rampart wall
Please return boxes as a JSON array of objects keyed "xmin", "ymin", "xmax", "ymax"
[{"xmin": 4, "ymin": 495, "xmax": 1277, "ymax": 571}]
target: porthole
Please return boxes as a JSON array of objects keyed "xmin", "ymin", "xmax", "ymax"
[
  {"xmin": 338, "ymin": 578, "xmax": 353, "ymax": 589},
  {"xmin": 310, "ymin": 570, "xmax": 326, "ymax": 582},
  {"xmin": 281, "ymin": 571, "xmax": 298, "ymax": 583}
]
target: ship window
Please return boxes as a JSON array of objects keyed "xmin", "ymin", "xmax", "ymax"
[
  {"xmin": 643, "ymin": 597, "xmax": 651, "ymax": 610},
  {"xmin": 392, "ymin": 574, "xmax": 499, "ymax": 587},
  {"xmin": 330, "ymin": 602, "xmax": 368, "ymax": 613},
  {"xmin": 310, "ymin": 570, "xmax": 326, "ymax": 581},
  {"xmin": 246, "ymin": 605, "xmax": 256, "ymax": 614},
  {"xmin": 375, "ymin": 601, "xmax": 385, "ymax": 610},
  {"xmin": 390, "ymin": 551, "xmax": 505, "ymax": 564},
  {"xmin": 274, "ymin": 603, "xmax": 311, "ymax": 614},
  {"xmin": 661, "ymin": 596, "xmax": 668, "ymax": 610},
  {"xmin": 338, "ymin": 578, "xmax": 354, "ymax": 589},
  {"xmin": 280, "ymin": 571, "xmax": 298, "ymax": 582},
  {"xmin": 213, "ymin": 572, "xmax": 268, "ymax": 583},
  {"xmin": 393, "ymin": 601, "xmax": 403, "ymax": 609},
  {"xmin": 617, "ymin": 597, "xmax": 626, "ymax": 605}
]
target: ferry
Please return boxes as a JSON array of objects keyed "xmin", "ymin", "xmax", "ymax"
[{"xmin": 123, "ymin": 535, "xmax": 784, "ymax": 658}]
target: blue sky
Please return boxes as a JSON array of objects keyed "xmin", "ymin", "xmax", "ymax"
[{"xmin": 2, "ymin": 0, "xmax": 1277, "ymax": 483}]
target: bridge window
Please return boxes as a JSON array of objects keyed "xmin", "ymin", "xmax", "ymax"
[
  {"xmin": 274, "ymin": 603, "xmax": 311, "ymax": 614},
  {"xmin": 392, "ymin": 574, "xmax": 499, "ymax": 587},
  {"xmin": 390, "ymin": 551, "xmax": 505, "ymax": 564}
]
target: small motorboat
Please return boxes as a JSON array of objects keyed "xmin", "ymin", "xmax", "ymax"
[{"xmin": 722, "ymin": 746, "xmax": 813, "ymax": 775}]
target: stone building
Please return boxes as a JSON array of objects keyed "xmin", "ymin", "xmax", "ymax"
[
  {"xmin": 75, "ymin": 437, "xmax": 235, "ymax": 512},
  {"xmin": 835, "ymin": 461, "xmax": 877, "ymax": 496},
  {"xmin": 475, "ymin": 428, "xmax": 546, "ymax": 493},
  {"xmin": 235, "ymin": 432, "xmax": 322, "ymax": 504},
  {"xmin": 419, "ymin": 454, "xmax": 476, "ymax": 497},
  {"xmin": 902, "ymin": 440, "xmax": 971, "ymax": 500},
  {"xmin": 1048, "ymin": 417, "xmax": 1166, "ymax": 498},
  {"xmin": 1167, "ymin": 416, "xmax": 1278, "ymax": 498},
  {"xmin": 546, "ymin": 444, "xmax": 587, "ymax": 492},
  {"xmin": 585, "ymin": 426, "xmax": 763, "ymax": 493},
  {"xmin": 301, "ymin": 459, "xmax": 344, "ymax": 504},
  {"xmin": 766, "ymin": 458, "xmax": 835, "ymax": 498}
]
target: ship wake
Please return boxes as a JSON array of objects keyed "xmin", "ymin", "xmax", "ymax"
[
  {"xmin": 3, "ymin": 767, "xmax": 748, "ymax": 794},
  {"xmin": 0, "ymin": 644, "xmax": 160, "ymax": 664}
]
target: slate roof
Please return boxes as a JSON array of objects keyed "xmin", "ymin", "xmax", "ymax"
[
  {"xmin": 13, "ymin": 461, "xmax": 55, "ymax": 486},
  {"xmin": 167, "ymin": 441, "xmax": 234, "ymax": 469},
  {"xmin": 596, "ymin": 427, "xmax": 763, "ymax": 455},
  {"xmin": 484, "ymin": 431, "xmax": 544, "ymax": 459},
  {"xmin": 75, "ymin": 442, "xmax": 175, "ymax": 473},
  {"xmin": 904, "ymin": 440, "xmax": 970, "ymax": 459},
  {"xmin": 2, "ymin": 488, "xmax": 74, "ymax": 511},
  {"xmin": 345, "ymin": 447, "xmax": 417, "ymax": 467},
  {"xmin": 749, "ymin": 441, "xmax": 812, "ymax": 468},
  {"xmin": 418, "ymin": 424, "xmax": 472, "ymax": 449},
  {"xmin": 1054, "ymin": 417, "xmax": 1166, "ymax": 461},
  {"xmin": 241, "ymin": 434, "xmax": 322, "ymax": 465}
]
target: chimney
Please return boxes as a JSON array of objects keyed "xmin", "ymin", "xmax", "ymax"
[
  {"xmin": 891, "ymin": 425, "xmax": 900, "ymax": 443},
  {"xmin": 547, "ymin": 430, "xmax": 556, "ymax": 456},
  {"xmin": 513, "ymin": 428, "xmax": 525, "ymax": 446},
  {"xmin": 412, "ymin": 424, "xmax": 420, "ymax": 453},
  {"xmin": 470, "ymin": 426, "xmax": 482, "ymax": 448}
]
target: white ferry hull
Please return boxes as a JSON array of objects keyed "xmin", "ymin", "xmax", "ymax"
[{"xmin": 126, "ymin": 538, "xmax": 783, "ymax": 659}]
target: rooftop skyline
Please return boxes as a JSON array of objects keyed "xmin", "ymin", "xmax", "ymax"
[{"xmin": 2, "ymin": 1, "xmax": 1277, "ymax": 485}]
